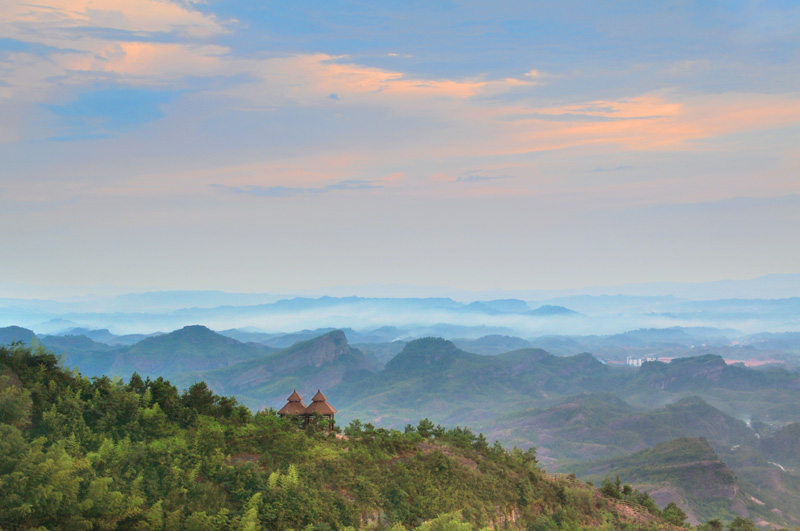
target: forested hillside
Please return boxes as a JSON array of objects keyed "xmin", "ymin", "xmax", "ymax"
[{"xmin": 0, "ymin": 343, "xmax": 696, "ymax": 530}]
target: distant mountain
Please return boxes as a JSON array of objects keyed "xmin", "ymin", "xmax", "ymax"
[
  {"xmin": 350, "ymin": 340, "xmax": 407, "ymax": 365},
  {"xmin": 217, "ymin": 328, "xmax": 281, "ymax": 344},
  {"xmin": 0, "ymin": 326, "xmax": 36, "ymax": 346},
  {"xmin": 39, "ymin": 334, "xmax": 119, "ymax": 375},
  {"xmin": 249, "ymin": 327, "xmax": 341, "ymax": 348},
  {"xmin": 57, "ymin": 328, "xmax": 159, "ymax": 346},
  {"xmin": 527, "ymin": 335, "xmax": 588, "ymax": 356},
  {"xmin": 34, "ymin": 319, "xmax": 81, "ymax": 335},
  {"xmin": 349, "ymin": 326, "xmax": 410, "ymax": 343},
  {"xmin": 219, "ymin": 326, "xmax": 411, "ymax": 349},
  {"xmin": 103, "ymin": 290, "xmax": 284, "ymax": 312},
  {"xmin": 760, "ymin": 422, "xmax": 800, "ymax": 468},
  {"xmin": 564, "ymin": 437, "xmax": 745, "ymax": 525},
  {"xmin": 564, "ymin": 435, "xmax": 800, "ymax": 528},
  {"xmin": 332, "ymin": 338, "xmax": 624, "ymax": 427},
  {"xmin": 742, "ymin": 331, "xmax": 800, "ymax": 353},
  {"xmin": 605, "ymin": 327, "xmax": 731, "ymax": 348},
  {"xmin": 184, "ymin": 330, "xmax": 380, "ymax": 410},
  {"xmin": 89, "ymin": 325, "xmax": 270, "ymax": 379},
  {"xmin": 413, "ymin": 323, "xmax": 517, "ymax": 338},
  {"xmin": 630, "ymin": 354, "xmax": 800, "ymax": 392},
  {"xmin": 478, "ymin": 299, "xmax": 530, "ymax": 313},
  {"xmin": 451, "ymin": 335, "xmax": 533, "ymax": 355},
  {"xmin": 384, "ymin": 337, "xmax": 479, "ymax": 374},
  {"xmin": 479, "ymin": 394, "xmax": 755, "ymax": 463},
  {"xmin": 524, "ymin": 327, "xmax": 740, "ymax": 361},
  {"xmin": 461, "ymin": 299, "xmax": 530, "ymax": 315},
  {"xmin": 527, "ymin": 305, "xmax": 581, "ymax": 317}
]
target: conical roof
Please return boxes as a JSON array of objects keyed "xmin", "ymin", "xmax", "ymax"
[
  {"xmin": 304, "ymin": 389, "xmax": 337, "ymax": 415},
  {"xmin": 287, "ymin": 390, "xmax": 303, "ymax": 402},
  {"xmin": 278, "ymin": 390, "xmax": 307, "ymax": 415},
  {"xmin": 311, "ymin": 389, "xmax": 327, "ymax": 402}
]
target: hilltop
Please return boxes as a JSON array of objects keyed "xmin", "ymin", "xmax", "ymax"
[{"xmin": 0, "ymin": 325, "xmax": 36, "ymax": 345}]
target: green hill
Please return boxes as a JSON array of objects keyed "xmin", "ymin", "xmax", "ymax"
[
  {"xmin": 182, "ymin": 330, "xmax": 381, "ymax": 411},
  {"xmin": 563, "ymin": 437, "xmax": 744, "ymax": 525},
  {"xmin": 332, "ymin": 339, "xmax": 625, "ymax": 427},
  {"xmin": 0, "ymin": 325, "xmax": 36, "ymax": 346},
  {"xmin": 104, "ymin": 325, "xmax": 273, "ymax": 380},
  {"xmin": 619, "ymin": 354, "xmax": 800, "ymax": 424},
  {"xmin": 0, "ymin": 342, "xmax": 692, "ymax": 531},
  {"xmin": 563, "ymin": 436, "xmax": 800, "ymax": 528},
  {"xmin": 477, "ymin": 395, "xmax": 755, "ymax": 464},
  {"xmin": 760, "ymin": 422, "xmax": 800, "ymax": 468},
  {"xmin": 39, "ymin": 334, "xmax": 120, "ymax": 375},
  {"xmin": 629, "ymin": 354, "xmax": 798, "ymax": 392}
]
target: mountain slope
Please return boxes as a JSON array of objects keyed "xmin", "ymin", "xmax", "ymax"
[
  {"xmin": 0, "ymin": 326, "xmax": 36, "ymax": 346},
  {"xmin": 86, "ymin": 325, "xmax": 274, "ymax": 379},
  {"xmin": 564, "ymin": 437, "xmax": 746, "ymax": 525},
  {"xmin": 39, "ymin": 334, "xmax": 120, "ymax": 375},
  {"xmin": 527, "ymin": 305, "xmax": 581, "ymax": 316},
  {"xmin": 761, "ymin": 422, "xmax": 800, "ymax": 468},
  {"xmin": 332, "ymin": 339, "xmax": 626, "ymax": 427},
  {"xmin": 183, "ymin": 330, "xmax": 380, "ymax": 410},
  {"xmin": 58, "ymin": 327, "xmax": 158, "ymax": 346},
  {"xmin": 478, "ymin": 394, "xmax": 756, "ymax": 464},
  {"xmin": 564, "ymin": 436, "xmax": 800, "ymax": 528},
  {"xmin": 451, "ymin": 335, "xmax": 533, "ymax": 355}
]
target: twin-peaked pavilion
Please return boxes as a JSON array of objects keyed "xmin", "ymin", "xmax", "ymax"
[{"xmin": 278, "ymin": 389, "xmax": 337, "ymax": 424}]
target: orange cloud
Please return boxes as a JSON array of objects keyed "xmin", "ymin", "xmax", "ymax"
[{"xmin": 1, "ymin": 0, "xmax": 224, "ymax": 36}]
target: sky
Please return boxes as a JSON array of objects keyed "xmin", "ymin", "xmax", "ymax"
[{"xmin": 1, "ymin": 0, "xmax": 799, "ymax": 297}]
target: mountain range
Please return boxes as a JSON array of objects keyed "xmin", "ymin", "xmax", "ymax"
[
  {"xmin": 3, "ymin": 321, "xmax": 800, "ymax": 526},
  {"xmin": 4, "ymin": 290, "xmax": 800, "ymax": 338}
]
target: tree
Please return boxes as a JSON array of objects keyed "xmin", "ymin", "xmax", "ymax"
[
  {"xmin": 727, "ymin": 517, "xmax": 758, "ymax": 531},
  {"xmin": 0, "ymin": 374, "xmax": 32, "ymax": 428},
  {"xmin": 662, "ymin": 502, "xmax": 687, "ymax": 526},
  {"xmin": 417, "ymin": 418, "xmax": 435, "ymax": 438},
  {"xmin": 700, "ymin": 518, "xmax": 724, "ymax": 531},
  {"xmin": 600, "ymin": 477, "xmax": 621, "ymax": 499},
  {"xmin": 239, "ymin": 492, "xmax": 261, "ymax": 531},
  {"xmin": 182, "ymin": 382, "xmax": 216, "ymax": 416}
]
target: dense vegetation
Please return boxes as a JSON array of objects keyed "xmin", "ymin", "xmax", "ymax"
[{"xmin": 0, "ymin": 343, "xmax": 696, "ymax": 531}]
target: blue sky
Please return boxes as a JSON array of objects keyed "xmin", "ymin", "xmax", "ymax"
[{"xmin": 0, "ymin": 1, "xmax": 799, "ymax": 296}]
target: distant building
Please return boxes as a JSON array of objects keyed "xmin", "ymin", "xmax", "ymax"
[
  {"xmin": 626, "ymin": 356, "xmax": 658, "ymax": 367},
  {"xmin": 278, "ymin": 389, "xmax": 337, "ymax": 426}
]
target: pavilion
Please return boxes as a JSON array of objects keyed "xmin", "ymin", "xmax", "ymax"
[{"xmin": 278, "ymin": 389, "xmax": 337, "ymax": 425}]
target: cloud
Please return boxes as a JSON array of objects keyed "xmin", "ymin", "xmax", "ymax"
[
  {"xmin": 212, "ymin": 179, "xmax": 383, "ymax": 198},
  {"xmin": 0, "ymin": 0, "xmax": 228, "ymax": 103},
  {"xmin": 455, "ymin": 173, "xmax": 513, "ymax": 183},
  {"xmin": 497, "ymin": 112, "xmax": 663, "ymax": 122},
  {"xmin": 591, "ymin": 166, "xmax": 633, "ymax": 173}
]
